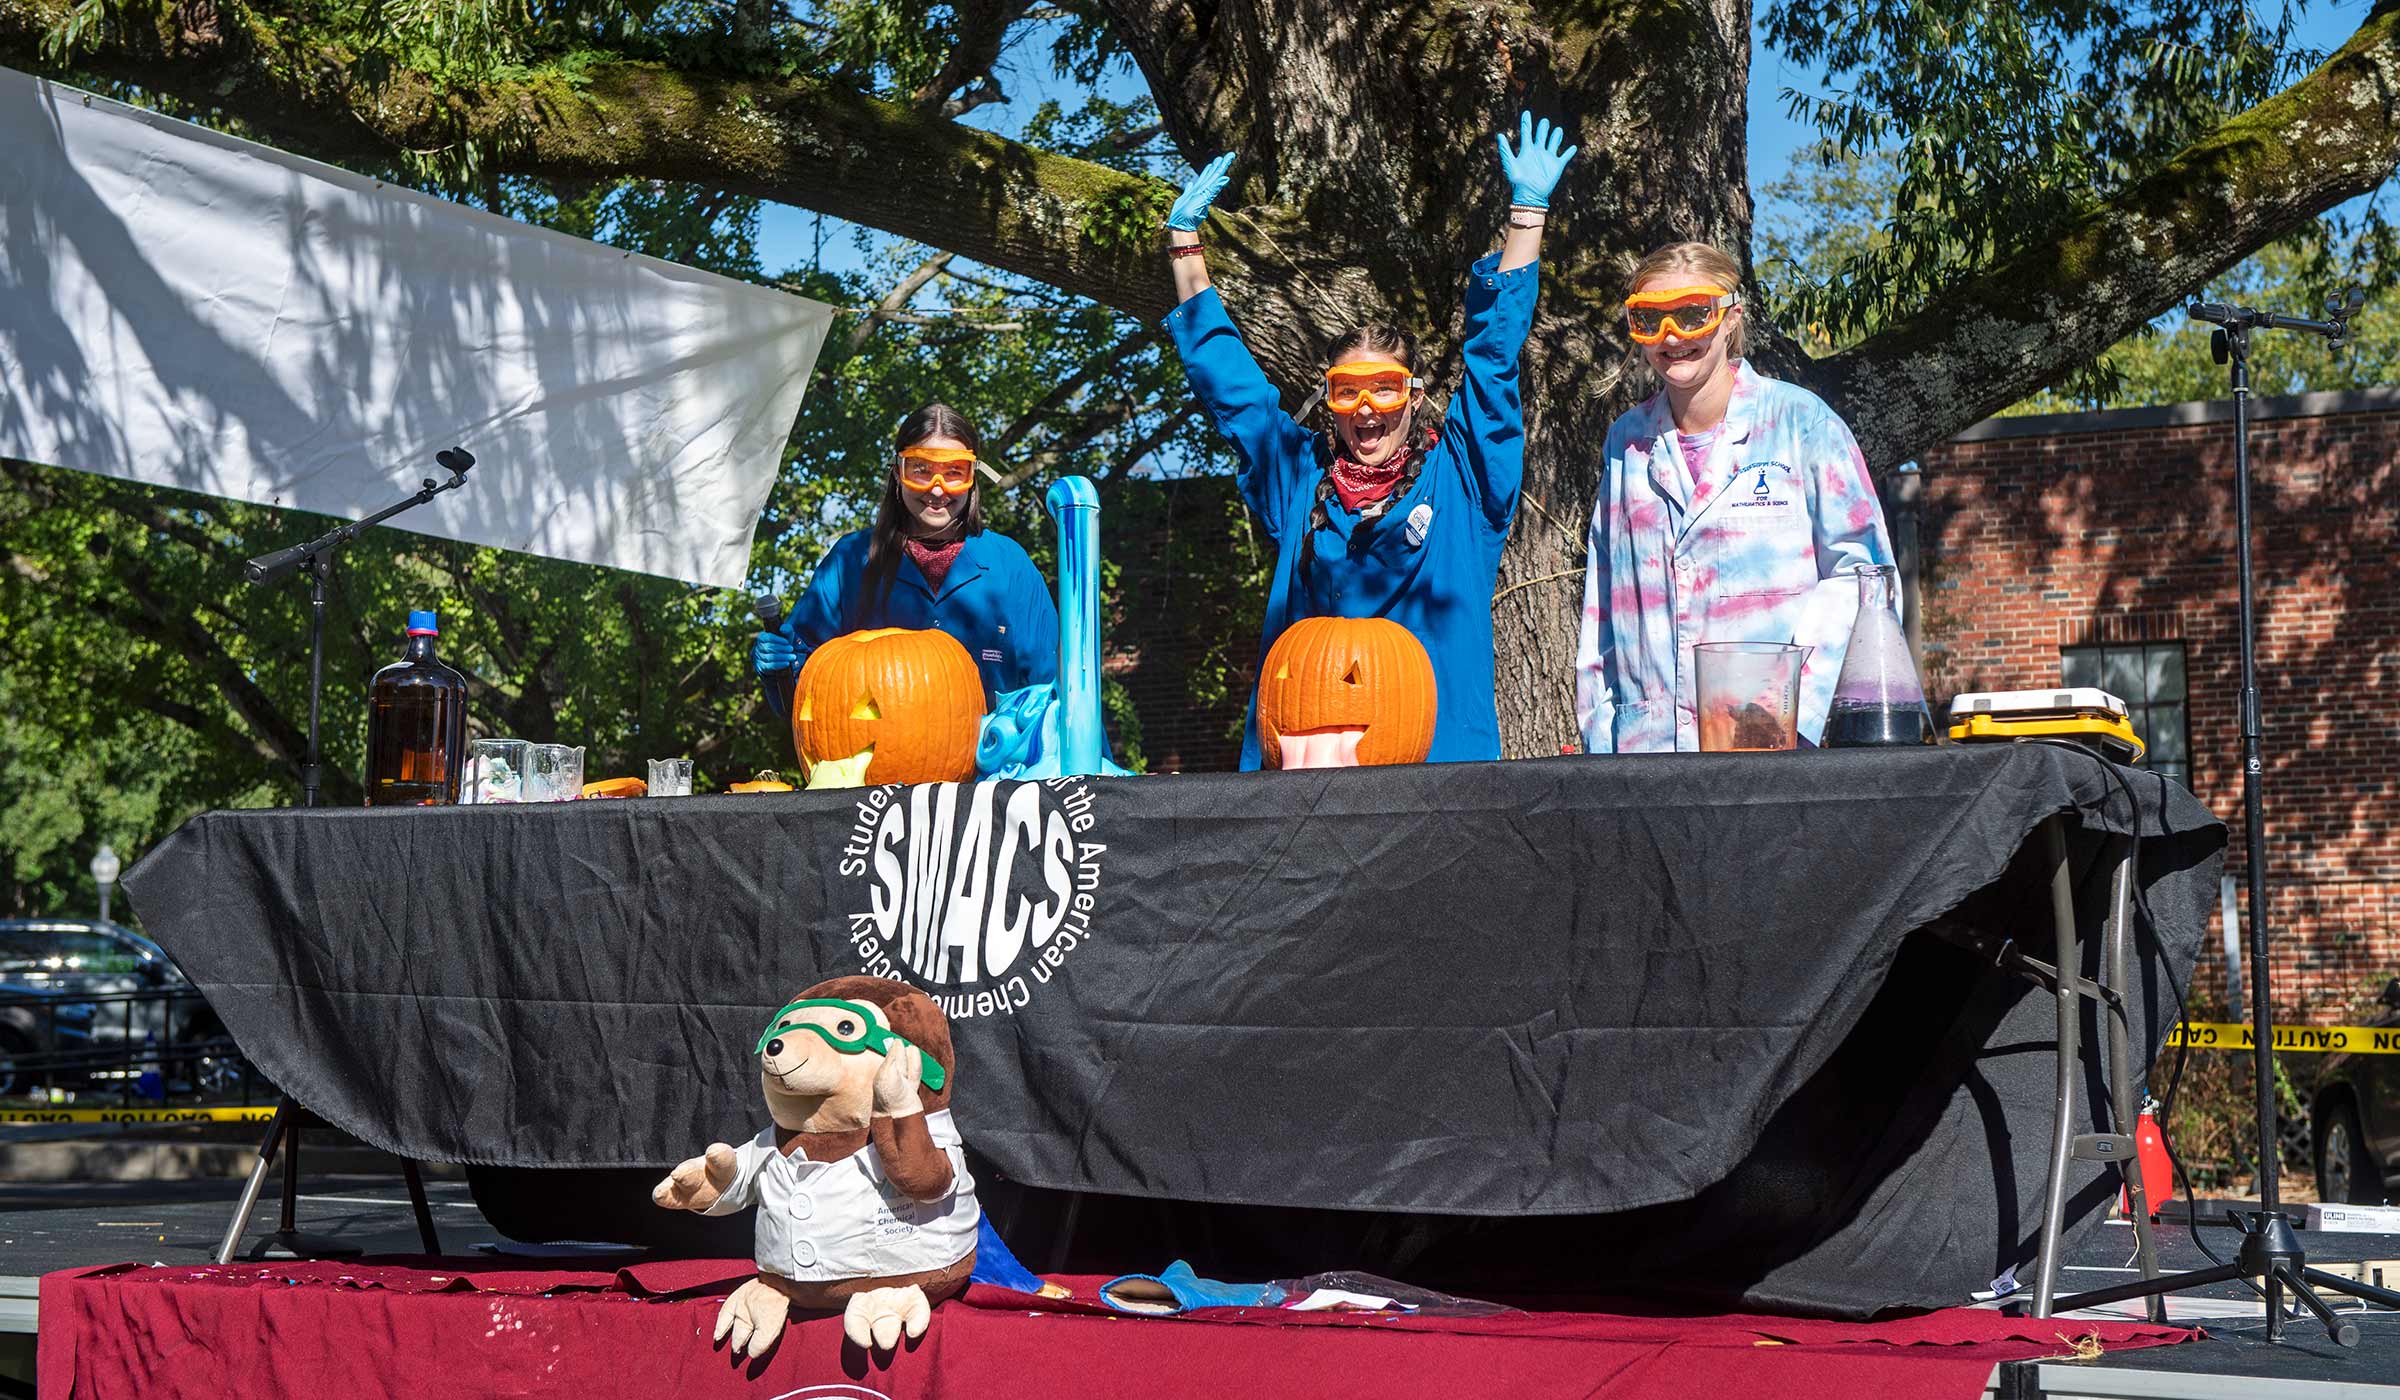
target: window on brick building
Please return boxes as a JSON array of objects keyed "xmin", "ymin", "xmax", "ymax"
[{"xmin": 2061, "ymin": 643, "xmax": 2190, "ymax": 787}]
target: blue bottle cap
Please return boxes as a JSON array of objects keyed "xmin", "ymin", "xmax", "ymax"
[{"xmin": 406, "ymin": 610, "xmax": 439, "ymax": 636}]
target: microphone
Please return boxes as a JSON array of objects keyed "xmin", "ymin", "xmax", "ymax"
[
  {"xmin": 435, "ymin": 447, "xmax": 476, "ymax": 475},
  {"xmin": 752, "ymin": 592, "xmax": 786, "ymax": 633},
  {"xmin": 243, "ymin": 542, "xmax": 318, "ymax": 586}
]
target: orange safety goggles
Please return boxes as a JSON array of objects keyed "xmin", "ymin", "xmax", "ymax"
[
  {"xmin": 1624, "ymin": 285, "xmax": 1739, "ymax": 344},
  {"xmin": 895, "ymin": 445, "xmax": 979, "ymax": 493},
  {"xmin": 1323, "ymin": 360, "xmax": 1422, "ymax": 415}
]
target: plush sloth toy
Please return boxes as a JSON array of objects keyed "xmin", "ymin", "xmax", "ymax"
[{"xmin": 653, "ymin": 976, "xmax": 979, "ymax": 1358}]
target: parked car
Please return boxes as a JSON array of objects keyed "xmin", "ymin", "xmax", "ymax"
[
  {"xmin": 2313, "ymin": 977, "xmax": 2400, "ymax": 1205},
  {"xmin": 0, "ymin": 918, "xmax": 238, "ymax": 1096}
]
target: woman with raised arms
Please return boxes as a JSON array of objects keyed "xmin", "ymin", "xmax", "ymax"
[{"xmin": 1159, "ymin": 114, "xmax": 1575, "ymax": 768}]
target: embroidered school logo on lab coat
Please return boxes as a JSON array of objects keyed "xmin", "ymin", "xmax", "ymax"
[
  {"xmin": 1729, "ymin": 460, "xmax": 1797, "ymax": 512},
  {"xmin": 1404, "ymin": 502, "xmax": 1434, "ymax": 548}
]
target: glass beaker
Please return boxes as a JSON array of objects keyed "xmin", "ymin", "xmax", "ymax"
[
  {"xmin": 460, "ymin": 738, "xmax": 529, "ymax": 804},
  {"xmin": 525, "ymin": 744, "xmax": 586, "ymax": 802},
  {"xmin": 1695, "ymin": 642, "xmax": 1808, "ymax": 752},
  {"xmin": 646, "ymin": 757, "xmax": 694, "ymax": 797},
  {"xmin": 1824, "ymin": 564, "xmax": 1936, "ymax": 747}
]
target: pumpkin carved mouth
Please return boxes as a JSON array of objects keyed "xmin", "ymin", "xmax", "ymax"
[{"xmin": 1276, "ymin": 726, "xmax": 1366, "ymax": 769}]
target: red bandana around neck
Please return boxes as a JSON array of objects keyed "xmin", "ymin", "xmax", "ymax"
[{"xmin": 1327, "ymin": 444, "xmax": 1413, "ymax": 512}]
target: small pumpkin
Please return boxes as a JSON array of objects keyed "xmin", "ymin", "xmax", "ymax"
[
  {"xmin": 729, "ymin": 770, "xmax": 795, "ymax": 794},
  {"xmin": 793, "ymin": 627, "xmax": 986, "ymax": 787},
  {"xmin": 581, "ymin": 776, "xmax": 649, "ymax": 799},
  {"xmin": 1256, "ymin": 617, "xmax": 1437, "ymax": 769}
]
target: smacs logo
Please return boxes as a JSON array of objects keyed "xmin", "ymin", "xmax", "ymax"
[{"xmin": 834, "ymin": 777, "xmax": 1106, "ymax": 1022}]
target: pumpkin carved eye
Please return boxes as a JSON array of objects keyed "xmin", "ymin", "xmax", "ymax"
[{"xmin": 850, "ymin": 696, "xmax": 881, "ymax": 720}]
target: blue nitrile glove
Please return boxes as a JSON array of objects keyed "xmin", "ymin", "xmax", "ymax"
[
  {"xmin": 1165, "ymin": 153, "xmax": 1235, "ymax": 232},
  {"xmin": 752, "ymin": 629, "xmax": 796, "ymax": 677},
  {"xmin": 1495, "ymin": 111, "xmax": 1577, "ymax": 209},
  {"xmin": 1100, "ymin": 1260, "xmax": 1285, "ymax": 1315},
  {"xmin": 969, "ymin": 1216, "xmax": 1048, "ymax": 1295}
]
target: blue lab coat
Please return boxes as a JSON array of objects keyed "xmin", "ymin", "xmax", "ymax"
[
  {"xmin": 758, "ymin": 529, "xmax": 1059, "ymax": 725},
  {"xmin": 1165, "ymin": 253, "xmax": 1536, "ymax": 767}
]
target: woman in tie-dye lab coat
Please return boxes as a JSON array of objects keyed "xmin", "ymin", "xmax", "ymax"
[{"xmin": 1576, "ymin": 242, "xmax": 1895, "ymax": 753}]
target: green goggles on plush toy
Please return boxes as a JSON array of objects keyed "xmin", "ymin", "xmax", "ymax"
[{"xmin": 753, "ymin": 996, "xmax": 948, "ymax": 1092}]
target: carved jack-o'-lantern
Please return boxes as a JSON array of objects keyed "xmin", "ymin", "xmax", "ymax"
[
  {"xmin": 793, "ymin": 628, "xmax": 985, "ymax": 787},
  {"xmin": 1256, "ymin": 617, "xmax": 1437, "ymax": 769}
]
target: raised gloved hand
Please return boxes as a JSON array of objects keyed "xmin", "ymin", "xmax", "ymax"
[
  {"xmin": 752, "ymin": 628, "xmax": 796, "ymax": 676},
  {"xmin": 1165, "ymin": 153, "xmax": 1235, "ymax": 232},
  {"xmin": 1496, "ymin": 111, "xmax": 1577, "ymax": 209}
]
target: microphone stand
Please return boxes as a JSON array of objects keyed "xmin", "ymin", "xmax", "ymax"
[
  {"xmin": 2046, "ymin": 294, "xmax": 2400, "ymax": 1342},
  {"xmin": 213, "ymin": 448, "xmax": 474, "ymax": 1264},
  {"xmin": 244, "ymin": 447, "xmax": 476, "ymax": 810}
]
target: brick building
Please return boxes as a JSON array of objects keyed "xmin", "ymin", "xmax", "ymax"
[{"xmin": 1914, "ymin": 389, "xmax": 2400, "ymax": 1020}]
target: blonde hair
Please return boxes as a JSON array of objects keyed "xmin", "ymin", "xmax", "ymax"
[{"xmin": 1627, "ymin": 242, "xmax": 1746, "ymax": 358}]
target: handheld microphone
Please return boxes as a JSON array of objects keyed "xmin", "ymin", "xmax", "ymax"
[{"xmin": 752, "ymin": 592, "xmax": 786, "ymax": 633}]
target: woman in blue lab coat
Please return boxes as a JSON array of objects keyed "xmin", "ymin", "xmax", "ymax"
[
  {"xmin": 754, "ymin": 403, "xmax": 1058, "ymax": 724},
  {"xmin": 1159, "ymin": 114, "xmax": 1574, "ymax": 768}
]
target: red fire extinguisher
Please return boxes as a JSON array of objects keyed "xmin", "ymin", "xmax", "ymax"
[{"xmin": 2119, "ymin": 1096, "xmax": 2173, "ymax": 1218}]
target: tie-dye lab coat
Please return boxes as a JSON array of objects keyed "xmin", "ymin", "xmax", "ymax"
[{"xmin": 1576, "ymin": 361, "xmax": 1895, "ymax": 753}]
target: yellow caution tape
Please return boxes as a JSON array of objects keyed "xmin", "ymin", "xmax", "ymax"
[
  {"xmin": 2166, "ymin": 1022, "xmax": 2400, "ymax": 1054},
  {"xmin": 0, "ymin": 1106, "xmax": 279, "ymax": 1124}
]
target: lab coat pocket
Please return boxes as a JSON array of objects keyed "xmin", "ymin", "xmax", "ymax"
[
  {"xmin": 1705, "ymin": 588, "xmax": 1807, "ymax": 646},
  {"xmin": 1612, "ymin": 697, "xmax": 1670, "ymax": 751}
]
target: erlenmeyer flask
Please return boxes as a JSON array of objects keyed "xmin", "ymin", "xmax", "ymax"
[{"xmin": 1824, "ymin": 564, "xmax": 1936, "ymax": 747}]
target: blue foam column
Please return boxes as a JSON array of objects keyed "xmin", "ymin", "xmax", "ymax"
[{"xmin": 1047, "ymin": 475, "xmax": 1105, "ymax": 777}]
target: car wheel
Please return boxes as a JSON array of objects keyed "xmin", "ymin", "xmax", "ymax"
[
  {"xmin": 2316, "ymin": 1096, "xmax": 2384, "ymax": 1205},
  {"xmin": 0, "ymin": 1025, "xmax": 37, "ymax": 1098}
]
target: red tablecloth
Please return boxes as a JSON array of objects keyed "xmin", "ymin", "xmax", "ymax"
[{"xmin": 39, "ymin": 1258, "xmax": 2196, "ymax": 1399}]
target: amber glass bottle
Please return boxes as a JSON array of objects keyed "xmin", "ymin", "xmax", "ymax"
[{"xmin": 364, "ymin": 610, "xmax": 467, "ymax": 805}]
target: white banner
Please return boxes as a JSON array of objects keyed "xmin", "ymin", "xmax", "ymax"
[{"xmin": 0, "ymin": 70, "xmax": 830, "ymax": 589}]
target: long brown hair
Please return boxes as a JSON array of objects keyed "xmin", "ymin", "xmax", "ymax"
[{"xmin": 864, "ymin": 402, "xmax": 987, "ymax": 602}]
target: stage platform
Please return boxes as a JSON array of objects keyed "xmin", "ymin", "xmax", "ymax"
[{"xmin": 8, "ymin": 1173, "xmax": 2400, "ymax": 1398}]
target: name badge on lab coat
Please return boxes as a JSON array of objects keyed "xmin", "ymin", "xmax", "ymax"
[{"xmin": 1404, "ymin": 502, "xmax": 1433, "ymax": 548}]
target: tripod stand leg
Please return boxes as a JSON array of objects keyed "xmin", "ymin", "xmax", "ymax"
[
  {"xmin": 2276, "ymin": 1265, "xmax": 2359, "ymax": 1347},
  {"xmin": 2304, "ymin": 1265, "xmax": 2400, "ymax": 1310},
  {"xmin": 2032, "ymin": 817, "xmax": 2082, "ymax": 1319},
  {"xmin": 2051, "ymin": 1260, "xmax": 2245, "ymax": 1313},
  {"xmin": 403, "ymin": 1159, "xmax": 442, "ymax": 1256},
  {"xmin": 214, "ymin": 1099, "xmax": 291, "ymax": 1264}
]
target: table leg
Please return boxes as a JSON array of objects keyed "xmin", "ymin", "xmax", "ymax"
[
  {"xmin": 2032, "ymin": 816, "xmax": 2081, "ymax": 1319},
  {"xmin": 403, "ymin": 1159, "xmax": 442, "ymax": 1256},
  {"xmin": 215, "ymin": 1098, "xmax": 289, "ymax": 1265}
]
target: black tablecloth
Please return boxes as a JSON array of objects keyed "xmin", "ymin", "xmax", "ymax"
[{"xmin": 125, "ymin": 746, "xmax": 2222, "ymax": 1314}]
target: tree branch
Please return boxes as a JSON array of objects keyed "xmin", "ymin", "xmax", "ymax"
[
  {"xmin": 0, "ymin": 0, "xmax": 1190, "ymax": 318},
  {"xmin": 1817, "ymin": 7, "xmax": 2400, "ymax": 465},
  {"xmin": 989, "ymin": 330, "xmax": 1160, "ymax": 459},
  {"xmin": 841, "ymin": 252, "xmax": 956, "ymax": 358},
  {"xmin": 914, "ymin": 0, "xmax": 1033, "ymax": 117}
]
